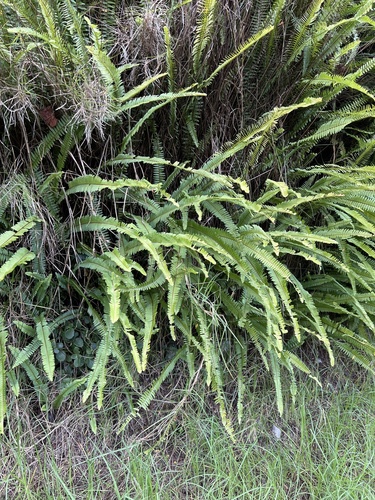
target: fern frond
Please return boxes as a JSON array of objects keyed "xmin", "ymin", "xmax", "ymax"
[
  {"xmin": 9, "ymin": 346, "xmax": 47, "ymax": 403},
  {"xmin": 119, "ymin": 90, "xmax": 206, "ymax": 152},
  {"xmin": 85, "ymin": 16, "xmax": 125, "ymax": 101},
  {"xmin": 164, "ymin": 25, "xmax": 177, "ymax": 131},
  {"xmin": 66, "ymin": 174, "xmax": 157, "ymax": 196},
  {"xmin": 104, "ymin": 272, "xmax": 121, "ymax": 324},
  {"xmin": 119, "ymin": 312, "xmax": 142, "ymax": 373},
  {"xmin": 30, "ymin": 114, "xmax": 72, "ymax": 169},
  {"xmin": 0, "ymin": 248, "xmax": 35, "ymax": 282},
  {"xmin": 118, "ymin": 347, "xmax": 185, "ymax": 432},
  {"xmin": 12, "ymin": 337, "xmax": 41, "ymax": 368},
  {"xmin": 112, "ymin": 341, "xmax": 135, "ymax": 388},
  {"xmin": 13, "ymin": 320, "xmax": 35, "ymax": 337},
  {"xmin": 140, "ymin": 293, "xmax": 158, "ymax": 371},
  {"xmin": 296, "ymin": 107, "xmax": 375, "ymax": 145},
  {"xmin": 200, "ymin": 98, "xmax": 322, "ymax": 173},
  {"xmin": 35, "ymin": 315, "xmax": 54, "ymax": 381},
  {"xmin": 192, "ymin": 0, "xmax": 217, "ymax": 77},
  {"xmin": 82, "ymin": 317, "xmax": 114, "ymax": 408},
  {"xmin": 202, "ymin": 25, "xmax": 274, "ymax": 87},
  {"xmin": 0, "ymin": 218, "xmax": 39, "ymax": 248},
  {"xmin": 308, "ymin": 71, "xmax": 375, "ymax": 101},
  {"xmin": 52, "ymin": 377, "xmax": 87, "ymax": 410},
  {"xmin": 59, "ymin": 0, "xmax": 89, "ymax": 64},
  {"xmin": 167, "ymin": 254, "xmax": 187, "ymax": 340},
  {"xmin": 334, "ymin": 341, "xmax": 375, "ymax": 374},
  {"xmin": 287, "ymin": 0, "xmax": 325, "ymax": 65}
]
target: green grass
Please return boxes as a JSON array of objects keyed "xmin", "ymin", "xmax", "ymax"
[{"xmin": 1, "ymin": 366, "xmax": 374, "ymax": 499}]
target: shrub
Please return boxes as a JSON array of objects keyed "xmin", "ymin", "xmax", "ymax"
[{"xmin": 0, "ymin": 0, "xmax": 374, "ymax": 436}]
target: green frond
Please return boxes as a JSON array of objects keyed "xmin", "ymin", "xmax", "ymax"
[
  {"xmin": 194, "ymin": 306, "xmax": 213, "ymax": 386},
  {"xmin": 104, "ymin": 272, "xmax": 121, "ymax": 324},
  {"xmin": 118, "ymin": 347, "xmax": 185, "ymax": 432},
  {"xmin": 309, "ymin": 71, "xmax": 375, "ymax": 101},
  {"xmin": 198, "ymin": 98, "xmax": 322, "ymax": 174},
  {"xmin": 292, "ymin": 277, "xmax": 334, "ymax": 365},
  {"xmin": 13, "ymin": 320, "xmax": 35, "ymax": 337},
  {"xmin": 52, "ymin": 377, "xmax": 87, "ymax": 410},
  {"xmin": 164, "ymin": 26, "xmax": 177, "ymax": 131},
  {"xmin": 287, "ymin": 0, "xmax": 325, "ymax": 65},
  {"xmin": 35, "ymin": 315, "xmax": 54, "ymax": 381},
  {"xmin": 66, "ymin": 174, "xmax": 157, "ymax": 196},
  {"xmin": 6, "ymin": 369, "xmax": 20, "ymax": 398},
  {"xmin": 119, "ymin": 90, "xmax": 205, "ymax": 112},
  {"xmin": 57, "ymin": 124, "xmax": 84, "ymax": 172},
  {"xmin": 140, "ymin": 293, "xmax": 158, "ymax": 371},
  {"xmin": 202, "ymin": 25, "xmax": 274, "ymax": 88},
  {"xmin": 12, "ymin": 337, "xmax": 41, "ymax": 368},
  {"xmin": 192, "ymin": 0, "xmax": 217, "ymax": 76},
  {"xmin": 112, "ymin": 341, "xmax": 135, "ymax": 388},
  {"xmin": 9, "ymin": 346, "xmax": 47, "ymax": 403},
  {"xmin": 59, "ymin": 0, "xmax": 89, "ymax": 64},
  {"xmin": 269, "ymin": 350, "xmax": 283, "ymax": 415},
  {"xmin": 7, "ymin": 26, "xmax": 51, "ymax": 43},
  {"xmin": 0, "ymin": 248, "xmax": 35, "ymax": 282},
  {"xmin": 120, "ymin": 73, "xmax": 168, "ymax": 104},
  {"xmin": 334, "ymin": 341, "xmax": 375, "ymax": 374},
  {"xmin": 119, "ymin": 90, "xmax": 206, "ymax": 152},
  {"xmin": 119, "ymin": 313, "xmax": 142, "ymax": 373},
  {"xmin": 38, "ymin": 0, "xmax": 58, "ymax": 41},
  {"xmin": 82, "ymin": 318, "xmax": 114, "ymax": 408},
  {"xmin": 212, "ymin": 360, "xmax": 236, "ymax": 442},
  {"xmin": 30, "ymin": 115, "xmax": 73, "ymax": 169},
  {"xmin": 0, "ymin": 218, "xmax": 39, "ymax": 248},
  {"xmin": 296, "ymin": 107, "xmax": 375, "ymax": 146},
  {"xmin": 86, "ymin": 36, "xmax": 125, "ymax": 101},
  {"xmin": 105, "ymin": 248, "xmax": 146, "ymax": 276},
  {"xmin": 167, "ymin": 254, "xmax": 187, "ymax": 340},
  {"xmin": 283, "ymin": 351, "xmax": 313, "ymax": 376}
]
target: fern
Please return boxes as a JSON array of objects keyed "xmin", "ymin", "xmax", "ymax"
[
  {"xmin": 192, "ymin": 0, "xmax": 217, "ymax": 77},
  {"xmin": 140, "ymin": 293, "xmax": 158, "ymax": 371},
  {"xmin": 2, "ymin": 0, "xmax": 375, "ymax": 433},
  {"xmin": 201, "ymin": 25, "xmax": 274, "ymax": 88},
  {"xmin": 0, "ymin": 248, "xmax": 35, "ymax": 282},
  {"xmin": 0, "ymin": 217, "xmax": 39, "ymax": 248},
  {"xmin": 52, "ymin": 377, "xmax": 87, "ymax": 410},
  {"xmin": 118, "ymin": 347, "xmax": 185, "ymax": 432},
  {"xmin": 82, "ymin": 314, "xmax": 114, "ymax": 408},
  {"xmin": 296, "ymin": 107, "xmax": 375, "ymax": 145},
  {"xmin": 9, "ymin": 346, "xmax": 48, "ymax": 403},
  {"xmin": 30, "ymin": 115, "xmax": 73, "ymax": 169},
  {"xmin": 12, "ymin": 337, "xmax": 41, "ymax": 368},
  {"xmin": 119, "ymin": 312, "xmax": 142, "ymax": 373},
  {"xmin": 35, "ymin": 315, "xmax": 55, "ymax": 381}
]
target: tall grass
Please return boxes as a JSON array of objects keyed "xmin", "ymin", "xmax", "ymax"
[{"xmin": 1, "ymin": 364, "xmax": 374, "ymax": 499}]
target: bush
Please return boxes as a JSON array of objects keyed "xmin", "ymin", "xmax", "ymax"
[{"xmin": 0, "ymin": 0, "xmax": 374, "ymax": 436}]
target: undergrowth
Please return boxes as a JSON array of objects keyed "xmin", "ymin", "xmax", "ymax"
[
  {"xmin": 0, "ymin": 0, "xmax": 374, "ymax": 435},
  {"xmin": 1, "ymin": 358, "xmax": 374, "ymax": 499}
]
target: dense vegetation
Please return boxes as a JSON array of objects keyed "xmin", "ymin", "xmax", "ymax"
[{"xmin": 0, "ymin": 0, "xmax": 375, "ymax": 437}]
